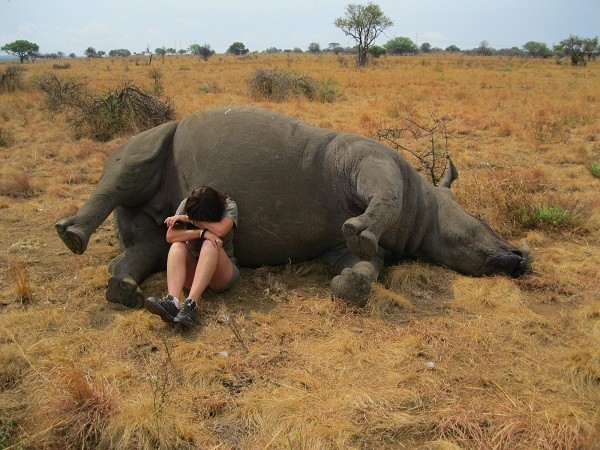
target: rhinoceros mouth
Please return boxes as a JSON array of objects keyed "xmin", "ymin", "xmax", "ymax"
[{"xmin": 481, "ymin": 250, "xmax": 529, "ymax": 278}]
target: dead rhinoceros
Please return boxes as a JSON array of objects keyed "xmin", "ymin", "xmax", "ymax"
[{"xmin": 56, "ymin": 106, "xmax": 528, "ymax": 307}]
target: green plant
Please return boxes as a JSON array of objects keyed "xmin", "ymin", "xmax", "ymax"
[
  {"xmin": 515, "ymin": 204, "xmax": 581, "ymax": 229},
  {"xmin": 589, "ymin": 163, "xmax": 600, "ymax": 179},
  {"xmin": 0, "ymin": 419, "xmax": 23, "ymax": 449}
]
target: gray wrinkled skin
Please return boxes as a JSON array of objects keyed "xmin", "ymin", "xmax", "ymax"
[{"xmin": 56, "ymin": 106, "xmax": 528, "ymax": 308}]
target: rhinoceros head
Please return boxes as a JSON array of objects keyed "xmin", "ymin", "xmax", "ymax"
[{"xmin": 418, "ymin": 160, "xmax": 528, "ymax": 277}]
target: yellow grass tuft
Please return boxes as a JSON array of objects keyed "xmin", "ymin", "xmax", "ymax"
[{"xmin": 5, "ymin": 258, "xmax": 33, "ymax": 304}]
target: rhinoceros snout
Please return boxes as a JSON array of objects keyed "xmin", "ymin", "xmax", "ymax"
[{"xmin": 509, "ymin": 250, "xmax": 529, "ymax": 278}]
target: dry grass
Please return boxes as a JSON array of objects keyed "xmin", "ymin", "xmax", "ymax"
[{"xmin": 0, "ymin": 53, "xmax": 599, "ymax": 449}]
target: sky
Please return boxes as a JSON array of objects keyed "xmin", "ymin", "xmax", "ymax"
[{"xmin": 1, "ymin": 0, "xmax": 599, "ymax": 56}]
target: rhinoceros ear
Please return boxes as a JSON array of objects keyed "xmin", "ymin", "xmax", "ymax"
[{"xmin": 440, "ymin": 156, "xmax": 459, "ymax": 189}]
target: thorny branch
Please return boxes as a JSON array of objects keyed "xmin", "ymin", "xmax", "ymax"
[{"xmin": 376, "ymin": 109, "xmax": 451, "ymax": 186}]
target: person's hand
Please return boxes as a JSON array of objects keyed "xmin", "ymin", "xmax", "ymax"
[
  {"xmin": 203, "ymin": 230, "xmax": 223, "ymax": 249},
  {"xmin": 164, "ymin": 214, "xmax": 187, "ymax": 228}
]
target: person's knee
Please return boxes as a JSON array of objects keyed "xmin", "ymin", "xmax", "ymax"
[{"xmin": 168, "ymin": 242, "xmax": 189, "ymax": 259}]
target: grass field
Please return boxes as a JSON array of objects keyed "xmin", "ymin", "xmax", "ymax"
[{"xmin": 0, "ymin": 53, "xmax": 599, "ymax": 449}]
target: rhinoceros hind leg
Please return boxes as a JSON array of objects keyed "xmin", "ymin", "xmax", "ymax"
[
  {"xmin": 55, "ymin": 217, "xmax": 88, "ymax": 255},
  {"xmin": 342, "ymin": 217, "xmax": 378, "ymax": 261},
  {"xmin": 106, "ymin": 275, "xmax": 144, "ymax": 308},
  {"xmin": 331, "ymin": 268, "xmax": 371, "ymax": 307}
]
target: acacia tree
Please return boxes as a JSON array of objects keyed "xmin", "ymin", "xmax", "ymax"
[
  {"xmin": 523, "ymin": 41, "xmax": 551, "ymax": 58},
  {"xmin": 334, "ymin": 3, "xmax": 393, "ymax": 67},
  {"xmin": 1, "ymin": 39, "xmax": 40, "ymax": 63},
  {"xmin": 556, "ymin": 35, "xmax": 586, "ymax": 66}
]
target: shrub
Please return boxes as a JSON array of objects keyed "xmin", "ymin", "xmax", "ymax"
[
  {"xmin": 376, "ymin": 110, "xmax": 450, "ymax": 185},
  {"xmin": 0, "ymin": 66, "xmax": 25, "ymax": 93},
  {"xmin": 247, "ymin": 69, "xmax": 339, "ymax": 103},
  {"xmin": 0, "ymin": 168, "xmax": 35, "ymax": 198},
  {"xmin": 70, "ymin": 83, "xmax": 175, "ymax": 141},
  {"xmin": 52, "ymin": 63, "xmax": 71, "ymax": 70},
  {"xmin": 35, "ymin": 72, "xmax": 89, "ymax": 113},
  {"xmin": 590, "ymin": 163, "xmax": 600, "ymax": 179}
]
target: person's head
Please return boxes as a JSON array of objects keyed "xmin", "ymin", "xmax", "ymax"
[{"xmin": 184, "ymin": 186, "xmax": 226, "ymax": 223}]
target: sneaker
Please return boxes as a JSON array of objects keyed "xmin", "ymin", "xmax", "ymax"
[
  {"xmin": 145, "ymin": 295, "xmax": 180, "ymax": 323},
  {"xmin": 174, "ymin": 299, "xmax": 196, "ymax": 326}
]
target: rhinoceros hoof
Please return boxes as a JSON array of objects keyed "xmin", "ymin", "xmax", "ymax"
[
  {"xmin": 106, "ymin": 275, "xmax": 144, "ymax": 308},
  {"xmin": 55, "ymin": 218, "xmax": 88, "ymax": 255},
  {"xmin": 331, "ymin": 268, "xmax": 371, "ymax": 307},
  {"xmin": 342, "ymin": 221, "xmax": 378, "ymax": 260}
]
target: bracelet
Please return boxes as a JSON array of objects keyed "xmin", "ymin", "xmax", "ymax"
[{"xmin": 199, "ymin": 229, "xmax": 206, "ymax": 239}]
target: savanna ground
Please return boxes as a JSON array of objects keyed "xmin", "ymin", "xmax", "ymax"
[{"xmin": 0, "ymin": 53, "xmax": 599, "ymax": 449}]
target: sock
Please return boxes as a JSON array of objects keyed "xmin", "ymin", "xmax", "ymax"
[{"xmin": 171, "ymin": 296, "xmax": 180, "ymax": 308}]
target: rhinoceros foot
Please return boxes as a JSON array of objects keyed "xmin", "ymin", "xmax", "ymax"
[
  {"xmin": 55, "ymin": 217, "xmax": 88, "ymax": 255},
  {"xmin": 342, "ymin": 218, "xmax": 378, "ymax": 261},
  {"xmin": 331, "ymin": 268, "xmax": 371, "ymax": 307},
  {"xmin": 106, "ymin": 275, "xmax": 144, "ymax": 308}
]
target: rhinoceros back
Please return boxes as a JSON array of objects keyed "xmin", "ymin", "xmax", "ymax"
[{"xmin": 171, "ymin": 106, "xmax": 345, "ymax": 266}]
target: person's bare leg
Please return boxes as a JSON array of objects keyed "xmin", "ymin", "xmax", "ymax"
[
  {"xmin": 187, "ymin": 241, "xmax": 220, "ymax": 301},
  {"xmin": 166, "ymin": 242, "xmax": 194, "ymax": 301}
]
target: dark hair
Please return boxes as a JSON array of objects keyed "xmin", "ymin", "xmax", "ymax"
[{"xmin": 184, "ymin": 186, "xmax": 226, "ymax": 223}]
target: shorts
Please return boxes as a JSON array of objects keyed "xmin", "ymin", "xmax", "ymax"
[{"xmin": 212, "ymin": 258, "xmax": 240, "ymax": 293}]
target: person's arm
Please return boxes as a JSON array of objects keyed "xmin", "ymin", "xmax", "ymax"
[
  {"xmin": 165, "ymin": 223, "xmax": 205, "ymax": 244},
  {"xmin": 192, "ymin": 216, "xmax": 234, "ymax": 238}
]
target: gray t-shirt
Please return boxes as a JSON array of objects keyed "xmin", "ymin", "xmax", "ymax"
[{"xmin": 175, "ymin": 197, "xmax": 238, "ymax": 260}]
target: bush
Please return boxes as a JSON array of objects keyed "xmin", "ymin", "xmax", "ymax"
[
  {"xmin": 589, "ymin": 163, "xmax": 600, "ymax": 179},
  {"xmin": 247, "ymin": 69, "xmax": 339, "ymax": 103},
  {"xmin": 0, "ymin": 66, "xmax": 25, "ymax": 93},
  {"xmin": 70, "ymin": 83, "xmax": 175, "ymax": 141},
  {"xmin": 36, "ymin": 74, "xmax": 175, "ymax": 141},
  {"xmin": 35, "ymin": 72, "xmax": 89, "ymax": 113}
]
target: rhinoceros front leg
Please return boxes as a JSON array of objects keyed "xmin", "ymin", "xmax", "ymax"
[
  {"xmin": 342, "ymin": 156, "xmax": 402, "ymax": 260},
  {"xmin": 322, "ymin": 246, "xmax": 385, "ymax": 307},
  {"xmin": 106, "ymin": 206, "xmax": 170, "ymax": 308}
]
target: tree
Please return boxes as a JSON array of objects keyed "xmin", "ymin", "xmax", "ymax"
[
  {"xmin": 109, "ymin": 49, "xmax": 131, "ymax": 57},
  {"xmin": 420, "ymin": 42, "xmax": 432, "ymax": 53},
  {"xmin": 1, "ymin": 39, "xmax": 40, "ymax": 63},
  {"xmin": 226, "ymin": 42, "xmax": 249, "ymax": 55},
  {"xmin": 384, "ymin": 37, "xmax": 418, "ymax": 55},
  {"xmin": 556, "ymin": 35, "xmax": 586, "ymax": 66},
  {"xmin": 523, "ymin": 41, "xmax": 551, "ymax": 58},
  {"xmin": 476, "ymin": 40, "xmax": 494, "ymax": 56},
  {"xmin": 445, "ymin": 45, "xmax": 460, "ymax": 53},
  {"xmin": 84, "ymin": 47, "xmax": 98, "ymax": 58},
  {"xmin": 308, "ymin": 42, "xmax": 321, "ymax": 53},
  {"xmin": 189, "ymin": 43, "xmax": 215, "ymax": 60},
  {"xmin": 155, "ymin": 47, "xmax": 167, "ymax": 58},
  {"xmin": 328, "ymin": 42, "xmax": 342, "ymax": 54},
  {"xmin": 583, "ymin": 36, "xmax": 599, "ymax": 61},
  {"xmin": 334, "ymin": 2, "xmax": 393, "ymax": 67}
]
